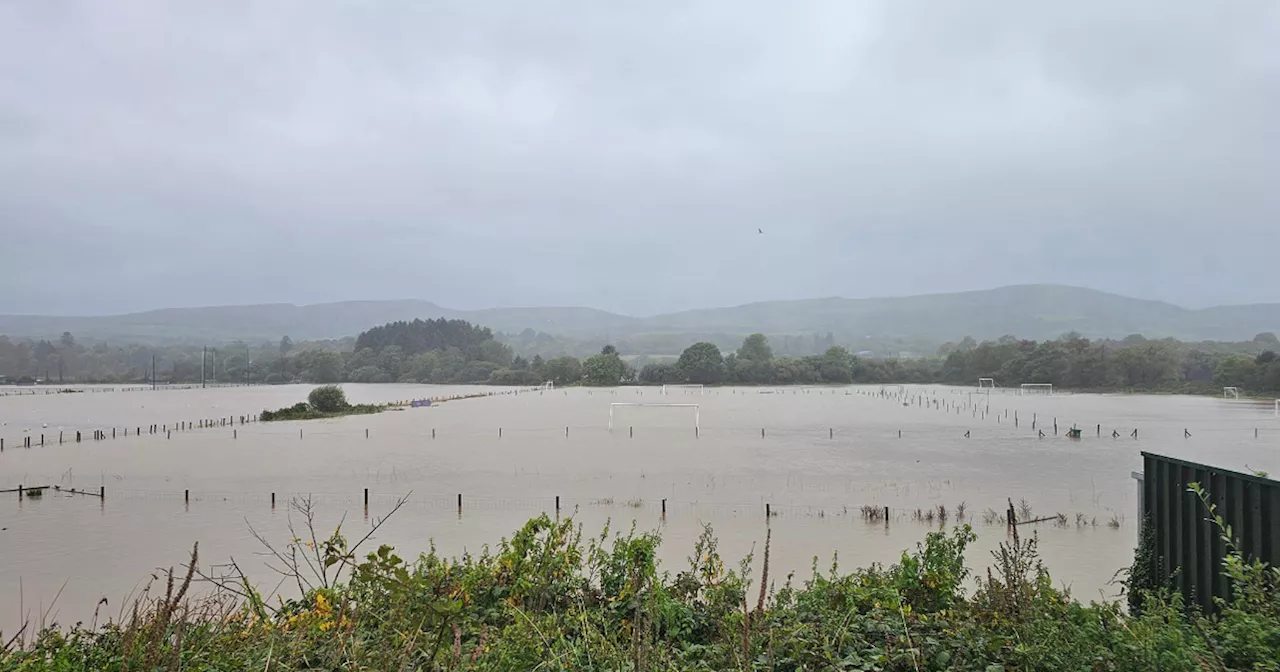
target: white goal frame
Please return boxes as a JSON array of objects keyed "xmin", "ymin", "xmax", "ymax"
[
  {"xmin": 609, "ymin": 403, "xmax": 700, "ymax": 431},
  {"xmin": 1223, "ymin": 387, "xmax": 1239, "ymax": 400},
  {"xmin": 1020, "ymin": 383, "xmax": 1053, "ymax": 396},
  {"xmin": 977, "ymin": 378, "xmax": 996, "ymax": 390},
  {"xmin": 1275, "ymin": 399, "xmax": 1279, "ymax": 418},
  {"xmin": 661, "ymin": 384, "xmax": 705, "ymax": 396}
]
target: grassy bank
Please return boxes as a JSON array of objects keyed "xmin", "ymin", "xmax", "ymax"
[{"xmin": 2, "ymin": 502, "xmax": 1276, "ymax": 671}]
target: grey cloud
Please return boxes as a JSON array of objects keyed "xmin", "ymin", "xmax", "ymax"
[{"xmin": 2, "ymin": 1, "xmax": 1278, "ymax": 316}]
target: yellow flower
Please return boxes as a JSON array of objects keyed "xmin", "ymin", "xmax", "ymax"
[{"xmin": 315, "ymin": 592, "xmax": 332, "ymax": 617}]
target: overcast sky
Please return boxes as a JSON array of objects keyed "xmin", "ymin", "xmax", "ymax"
[{"xmin": 2, "ymin": 1, "xmax": 1278, "ymax": 316}]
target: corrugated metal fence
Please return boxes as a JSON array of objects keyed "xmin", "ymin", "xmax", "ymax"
[{"xmin": 1140, "ymin": 451, "xmax": 1280, "ymax": 612}]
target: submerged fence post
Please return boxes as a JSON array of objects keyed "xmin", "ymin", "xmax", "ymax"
[
  {"xmin": 662, "ymin": 498, "xmax": 666, "ymax": 517},
  {"xmin": 184, "ymin": 489, "xmax": 189, "ymax": 504},
  {"xmin": 364, "ymin": 488, "xmax": 369, "ymax": 506},
  {"xmin": 100, "ymin": 485, "xmax": 105, "ymax": 499},
  {"xmin": 765, "ymin": 503, "xmax": 771, "ymax": 518},
  {"xmin": 457, "ymin": 493, "xmax": 463, "ymax": 514}
]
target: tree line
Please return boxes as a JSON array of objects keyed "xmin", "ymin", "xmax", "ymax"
[{"xmin": 4, "ymin": 321, "xmax": 1280, "ymax": 396}]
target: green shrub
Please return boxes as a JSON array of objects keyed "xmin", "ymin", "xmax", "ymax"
[
  {"xmin": 308, "ymin": 385, "xmax": 348, "ymax": 412},
  {"xmin": 3, "ymin": 506, "xmax": 1277, "ymax": 671}
]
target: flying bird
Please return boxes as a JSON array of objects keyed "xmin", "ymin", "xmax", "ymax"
[{"xmin": 758, "ymin": 228, "xmax": 763, "ymax": 234}]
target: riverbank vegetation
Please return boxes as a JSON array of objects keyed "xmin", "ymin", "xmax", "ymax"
[
  {"xmin": 2, "ymin": 499, "xmax": 1277, "ymax": 671},
  {"xmin": 259, "ymin": 385, "xmax": 384, "ymax": 421},
  {"xmin": 4, "ymin": 321, "xmax": 1280, "ymax": 397}
]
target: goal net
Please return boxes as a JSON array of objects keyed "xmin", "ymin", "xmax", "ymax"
[
  {"xmin": 609, "ymin": 403, "xmax": 700, "ymax": 430},
  {"xmin": 1223, "ymin": 387, "xmax": 1239, "ymax": 400},
  {"xmin": 977, "ymin": 378, "xmax": 996, "ymax": 390},
  {"xmin": 1020, "ymin": 383, "xmax": 1053, "ymax": 396},
  {"xmin": 661, "ymin": 384, "xmax": 705, "ymax": 396}
]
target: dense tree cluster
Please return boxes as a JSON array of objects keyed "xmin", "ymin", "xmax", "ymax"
[
  {"xmin": 641, "ymin": 335, "xmax": 934, "ymax": 386},
  {"xmin": 937, "ymin": 332, "xmax": 1280, "ymax": 392},
  {"xmin": 4, "ymin": 324, "xmax": 1280, "ymax": 395},
  {"xmin": 353, "ymin": 318, "xmax": 494, "ymax": 356}
]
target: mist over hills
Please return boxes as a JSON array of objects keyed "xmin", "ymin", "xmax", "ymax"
[{"xmin": 1, "ymin": 285, "xmax": 1277, "ymax": 350}]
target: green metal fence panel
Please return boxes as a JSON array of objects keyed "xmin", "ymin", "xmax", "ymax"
[{"xmin": 1141, "ymin": 452, "xmax": 1280, "ymax": 612}]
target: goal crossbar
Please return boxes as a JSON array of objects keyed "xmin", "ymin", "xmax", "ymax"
[
  {"xmin": 1020, "ymin": 383, "xmax": 1053, "ymax": 396},
  {"xmin": 977, "ymin": 378, "xmax": 996, "ymax": 389},
  {"xmin": 661, "ymin": 384, "xmax": 705, "ymax": 395},
  {"xmin": 1224, "ymin": 387, "xmax": 1239, "ymax": 400},
  {"xmin": 609, "ymin": 403, "xmax": 700, "ymax": 430}
]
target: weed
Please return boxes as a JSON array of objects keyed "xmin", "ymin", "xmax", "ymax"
[{"xmin": 1017, "ymin": 498, "xmax": 1034, "ymax": 521}]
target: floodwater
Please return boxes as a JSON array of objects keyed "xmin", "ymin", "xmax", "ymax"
[{"xmin": 1, "ymin": 383, "xmax": 1277, "ymax": 634}]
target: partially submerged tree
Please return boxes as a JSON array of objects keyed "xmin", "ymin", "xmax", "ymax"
[{"xmin": 308, "ymin": 384, "xmax": 348, "ymax": 413}]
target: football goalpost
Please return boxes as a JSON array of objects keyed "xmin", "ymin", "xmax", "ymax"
[
  {"xmin": 1223, "ymin": 387, "xmax": 1239, "ymax": 400},
  {"xmin": 609, "ymin": 403, "xmax": 700, "ymax": 431},
  {"xmin": 977, "ymin": 378, "xmax": 996, "ymax": 390},
  {"xmin": 540, "ymin": 381, "xmax": 555, "ymax": 391},
  {"xmin": 1020, "ymin": 383, "xmax": 1053, "ymax": 396},
  {"xmin": 661, "ymin": 384, "xmax": 705, "ymax": 395}
]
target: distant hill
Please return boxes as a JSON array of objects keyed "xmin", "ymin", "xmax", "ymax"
[{"xmin": 1, "ymin": 285, "xmax": 1277, "ymax": 348}]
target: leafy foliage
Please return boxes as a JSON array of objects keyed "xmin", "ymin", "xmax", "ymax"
[
  {"xmin": 307, "ymin": 384, "xmax": 347, "ymax": 413},
  {"xmin": 5, "ymin": 511, "xmax": 1277, "ymax": 671},
  {"xmin": 353, "ymin": 318, "xmax": 495, "ymax": 356},
  {"xmin": 676, "ymin": 342, "xmax": 726, "ymax": 384}
]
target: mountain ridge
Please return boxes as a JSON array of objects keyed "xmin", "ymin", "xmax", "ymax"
[{"xmin": 1, "ymin": 284, "xmax": 1277, "ymax": 347}]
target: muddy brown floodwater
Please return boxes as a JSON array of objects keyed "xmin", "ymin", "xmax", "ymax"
[{"xmin": 1, "ymin": 383, "xmax": 1277, "ymax": 633}]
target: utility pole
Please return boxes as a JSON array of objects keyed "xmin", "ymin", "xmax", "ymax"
[{"xmin": 202, "ymin": 346, "xmax": 207, "ymax": 388}]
